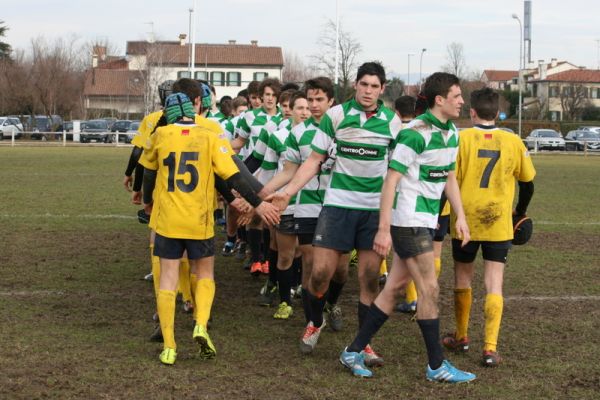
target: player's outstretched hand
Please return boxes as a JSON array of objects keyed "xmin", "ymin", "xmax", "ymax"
[
  {"xmin": 265, "ymin": 192, "xmax": 290, "ymax": 212},
  {"xmin": 123, "ymin": 175, "xmax": 133, "ymax": 192},
  {"xmin": 255, "ymin": 201, "xmax": 281, "ymax": 226},
  {"xmin": 132, "ymin": 191, "xmax": 142, "ymax": 205},
  {"xmin": 237, "ymin": 210, "xmax": 254, "ymax": 226},
  {"xmin": 230, "ymin": 197, "xmax": 252, "ymax": 214},
  {"xmin": 455, "ymin": 217, "xmax": 471, "ymax": 247},
  {"xmin": 373, "ymin": 228, "xmax": 392, "ymax": 258}
]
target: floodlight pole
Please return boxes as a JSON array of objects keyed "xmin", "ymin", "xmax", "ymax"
[
  {"xmin": 190, "ymin": 0, "xmax": 197, "ymax": 77},
  {"xmin": 419, "ymin": 48, "xmax": 426, "ymax": 91},
  {"xmin": 334, "ymin": 0, "xmax": 340, "ymax": 87},
  {"xmin": 512, "ymin": 13, "xmax": 523, "ymax": 137},
  {"xmin": 407, "ymin": 53, "xmax": 414, "ymax": 94}
]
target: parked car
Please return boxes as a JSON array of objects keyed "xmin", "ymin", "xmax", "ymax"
[
  {"xmin": 579, "ymin": 126, "xmax": 600, "ymax": 135},
  {"xmin": 524, "ymin": 129, "xmax": 565, "ymax": 151},
  {"xmin": 564, "ymin": 130, "xmax": 600, "ymax": 151},
  {"xmin": 0, "ymin": 116, "xmax": 24, "ymax": 139},
  {"xmin": 123, "ymin": 121, "xmax": 141, "ymax": 143},
  {"xmin": 111, "ymin": 120, "xmax": 133, "ymax": 133},
  {"xmin": 80, "ymin": 119, "xmax": 111, "ymax": 143}
]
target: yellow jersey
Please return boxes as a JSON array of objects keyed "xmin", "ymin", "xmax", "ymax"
[
  {"xmin": 451, "ymin": 126, "xmax": 536, "ymax": 241},
  {"xmin": 139, "ymin": 122, "xmax": 239, "ymax": 240},
  {"xmin": 131, "ymin": 111, "xmax": 163, "ymax": 147}
]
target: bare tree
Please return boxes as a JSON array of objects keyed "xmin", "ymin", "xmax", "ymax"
[
  {"xmin": 0, "ymin": 20, "xmax": 11, "ymax": 60},
  {"xmin": 282, "ymin": 51, "xmax": 313, "ymax": 84},
  {"xmin": 311, "ymin": 18, "xmax": 362, "ymax": 102},
  {"xmin": 560, "ymin": 84, "xmax": 590, "ymax": 121},
  {"xmin": 442, "ymin": 42, "xmax": 467, "ymax": 79}
]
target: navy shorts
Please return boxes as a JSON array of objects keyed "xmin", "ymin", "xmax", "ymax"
[
  {"xmin": 294, "ymin": 217, "xmax": 318, "ymax": 246},
  {"xmin": 276, "ymin": 214, "xmax": 296, "ymax": 235},
  {"xmin": 452, "ymin": 239, "xmax": 512, "ymax": 264},
  {"xmin": 433, "ymin": 214, "xmax": 450, "ymax": 242},
  {"xmin": 391, "ymin": 226, "xmax": 434, "ymax": 259},
  {"xmin": 312, "ymin": 206, "xmax": 379, "ymax": 253},
  {"xmin": 154, "ymin": 233, "xmax": 215, "ymax": 260}
]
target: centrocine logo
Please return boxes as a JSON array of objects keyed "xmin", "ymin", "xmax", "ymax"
[
  {"xmin": 338, "ymin": 145, "xmax": 379, "ymax": 158},
  {"xmin": 428, "ymin": 170, "xmax": 449, "ymax": 179}
]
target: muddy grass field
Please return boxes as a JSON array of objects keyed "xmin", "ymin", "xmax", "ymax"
[{"xmin": 1, "ymin": 147, "xmax": 599, "ymax": 399}]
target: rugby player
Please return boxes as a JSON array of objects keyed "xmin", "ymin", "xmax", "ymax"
[{"xmin": 442, "ymin": 88, "xmax": 535, "ymax": 367}]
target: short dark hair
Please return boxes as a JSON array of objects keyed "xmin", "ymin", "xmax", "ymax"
[
  {"xmin": 394, "ymin": 96, "xmax": 416, "ymax": 119},
  {"xmin": 422, "ymin": 72, "xmax": 460, "ymax": 108},
  {"xmin": 173, "ymin": 78, "xmax": 201, "ymax": 104},
  {"xmin": 470, "ymin": 88, "xmax": 499, "ymax": 120},
  {"xmin": 415, "ymin": 92, "xmax": 428, "ymax": 115},
  {"xmin": 279, "ymin": 89, "xmax": 297, "ymax": 105},
  {"xmin": 247, "ymin": 81, "xmax": 261, "ymax": 96},
  {"xmin": 237, "ymin": 89, "xmax": 249, "ymax": 100},
  {"xmin": 219, "ymin": 97, "xmax": 233, "ymax": 118},
  {"xmin": 232, "ymin": 96, "xmax": 248, "ymax": 109},
  {"xmin": 281, "ymin": 82, "xmax": 300, "ymax": 92},
  {"xmin": 289, "ymin": 91, "xmax": 307, "ymax": 109},
  {"xmin": 259, "ymin": 78, "xmax": 282, "ymax": 99},
  {"xmin": 304, "ymin": 76, "xmax": 334, "ymax": 100},
  {"xmin": 356, "ymin": 62, "xmax": 386, "ymax": 85}
]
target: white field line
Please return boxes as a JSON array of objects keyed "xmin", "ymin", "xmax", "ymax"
[
  {"xmin": 537, "ymin": 221, "xmax": 600, "ymax": 226},
  {"xmin": 0, "ymin": 213, "xmax": 135, "ymax": 220}
]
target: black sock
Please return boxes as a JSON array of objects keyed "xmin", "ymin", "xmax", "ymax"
[
  {"xmin": 226, "ymin": 235, "xmax": 236, "ymax": 244},
  {"xmin": 358, "ymin": 302, "xmax": 370, "ymax": 329},
  {"xmin": 348, "ymin": 303, "xmax": 389, "ymax": 353},
  {"xmin": 261, "ymin": 229, "xmax": 270, "ymax": 262},
  {"xmin": 327, "ymin": 279, "xmax": 345, "ymax": 306},
  {"xmin": 308, "ymin": 290, "xmax": 328, "ymax": 328},
  {"xmin": 238, "ymin": 228, "xmax": 247, "ymax": 242},
  {"xmin": 417, "ymin": 318, "xmax": 444, "ymax": 370},
  {"xmin": 268, "ymin": 249, "xmax": 278, "ymax": 286},
  {"xmin": 278, "ymin": 267, "xmax": 293, "ymax": 304},
  {"xmin": 292, "ymin": 256, "xmax": 302, "ymax": 287},
  {"xmin": 248, "ymin": 229, "xmax": 262, "ymax": 262},
  {"xmin": 302, "ymin": 290, "xmax": 311, "ymax": 323}
]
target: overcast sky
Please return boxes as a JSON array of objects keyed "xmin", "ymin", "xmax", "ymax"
[{"xmin": 3, "ymin": 0, "xmax": 599, "ymax": 80}]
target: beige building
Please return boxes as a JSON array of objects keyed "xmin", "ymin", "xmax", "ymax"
[{"xmin": 83, "ymin": 40, "xmax": 284, "ymax": 117}]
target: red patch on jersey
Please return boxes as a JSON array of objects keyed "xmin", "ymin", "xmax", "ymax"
[
  {"xmin": 484, "ymin": 133, "xmax": 493, "ymax": 140},
  {"xmin": 181, "ymin": 129, "xmax": 190, "ymax": 136}
]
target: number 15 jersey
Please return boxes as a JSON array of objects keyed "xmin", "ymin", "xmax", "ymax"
[
  {"xmin": 452, "ymin": 126, "xmax": 536, "ymax": 241},
  {"xmin": 139, "ymin": 122, "xmax": 239, "ymax": 240}
]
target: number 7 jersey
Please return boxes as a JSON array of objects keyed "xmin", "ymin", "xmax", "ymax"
[
  {"xmin": 452, "ymin": 126, "xmax": 536, "ymax": 241},
  {"xmin": 139, "ymin": 122, "xmax": 239, "ymax": 240}
]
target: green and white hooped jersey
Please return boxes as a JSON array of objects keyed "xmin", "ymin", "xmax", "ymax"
[
  {"xmin": 390, "ymin": 111, "xmax": 459, "ymax": 229},
  {"xmin": 255, "ymin": 124, "xmax": 296, "ymax": 215},
  {"xmin": 235, "ymin": 108, "xmax": 283, "ymax": 161},
  {"xmin": 252, "ymin": 118, "xmax": 285, "ymax": 162},
  {"xmin": 286, "ymin": 117, "xmax": 332, "ymax": 218},
  {"xmin": 311, "ymin": 99, "xmax": 402, "ymax": 211}
]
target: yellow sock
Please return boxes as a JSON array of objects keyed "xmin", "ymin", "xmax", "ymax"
[
  {"xmin": 157, "ymin": 289, "xmax": 177, "ymax": 349},
  {"xmin": 194, "ymin": 279, "xmax": 216, "ymax": 327},
  {"xmin": 190, "ymin": 273, "xmax": 198, "ymax": 304},
  {"xmin": 150, "ymin": 246, "xmax": 161, "ymax": 300},
  {"xmin": 179, "ymin": 258, "xmax": 192, "ymax": 303},
  {"xmin": 379, "ymin": 258, "xmax": 388, "ymax": 276},
  {"xmin": 405, "ymin": 281, "xmax": 418, "ymax": 303},
  {"xmin": 455, "ymin": 288, "xmax": 472, "ymax": 340},
  {"xmin": 484, "ymin": 293, "xmax": 504, "ymax": 352},
  {"xmin": 434, "ymin": 257, "xmax": 441, "ymax": 278}
]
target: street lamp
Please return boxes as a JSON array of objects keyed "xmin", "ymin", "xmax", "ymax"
[
  {"xmin": 512, "ymin": 13, "xmax": 523, "ymax": 137},
  {"xmin": 407, "ymin": 53, "xmax": 415, "ymax": 94},
  {"xmin": 419, "ymin": 48, "xmax": 427, "ymax": 91}
]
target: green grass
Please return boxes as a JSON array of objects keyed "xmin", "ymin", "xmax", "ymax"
[{"xmin": 1, "ymin": 148, "xmax": 599, "ymax": 399}]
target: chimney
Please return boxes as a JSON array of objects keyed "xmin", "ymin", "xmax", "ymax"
[
  {"xmin": 179, "ymin": 34, "xmax": 187, "ymax": 46},
  {"xmin": 228, "ymin": 40, "xmax": 236, "ymax": 45},
  {"xmin": 92, "ymin": 54, "xmax": 98, "ymax": 68},
  {"xmin": 93, "ymin": 45, "xmax": 107, "ymax": 61},
  {"xmin": 251, "ymin": 40, "xmax": 258, "ymax": 46},
  {"xmin": 550, "ymin": 58, "xmax": 558, "ymax": 68}
]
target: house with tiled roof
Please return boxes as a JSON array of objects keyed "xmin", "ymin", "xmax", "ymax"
[
  {"xmin": 83, "ymin": 39, "xmax": 284, "ymax": 117},
  {"xmin": 526, "ymin": 66, "xmax": 600, "ymax": 121},
  {"xmin": 481, "ymin": 70, "xmax": 518, "ymax": 90}
]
